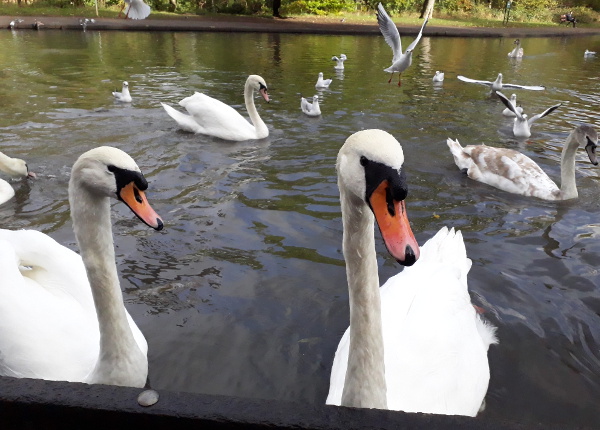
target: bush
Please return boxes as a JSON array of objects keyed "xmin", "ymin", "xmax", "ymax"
[{"xmin": 282, "ymin": 0, "xmax": 355, "ymax": 15}]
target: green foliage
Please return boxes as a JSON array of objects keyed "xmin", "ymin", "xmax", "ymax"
[{"xmin": 282, "ymin": 0, "xmax": 356, "ymax": 15}]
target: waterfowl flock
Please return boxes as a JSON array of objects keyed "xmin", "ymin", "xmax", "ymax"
[{"xmin": 1, "ymin": 2, "xmax": 599, "ymax": 424}]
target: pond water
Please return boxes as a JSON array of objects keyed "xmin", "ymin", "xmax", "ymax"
[{"xmin": 1, "ymin": 29, "xmax": 600, "ymax": 426}]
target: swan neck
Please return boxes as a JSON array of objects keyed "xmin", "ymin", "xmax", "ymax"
[
  {"xmin": 0, "ymin": 152, "xmax": 21, "ymax": 177},
  {"xmin": 560, "ymin": 131, "xmax": 579, "ymax": 199},
  {"xmin": 244, "ymin": 80, "xmax": 268, "ymax": 137},
  {"xmin": 69, "ymin": 178, "xmax": 145, "ymax": 385},
  {"xmin": 339, "ymin": 186, "xmax": 388, "ymax": 409}
]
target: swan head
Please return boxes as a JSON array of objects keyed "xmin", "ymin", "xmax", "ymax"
[
  {"xmin": 337, "ymin": 130, "xmax": 420, "ymax": 266},
  {"xmin": 575, "ymin": 124, "xmax": 599, "ymax": 166},
  {"xmin": 71, "ymin": 146, "xmax": 163, "ymax": 230},
  {"xmin": 247, "ymin": 75, "xmax": 269, "ymax": 102},
  {"xmin": 0, "ymin": 152, "xmax": 36, "ymax": 179}
]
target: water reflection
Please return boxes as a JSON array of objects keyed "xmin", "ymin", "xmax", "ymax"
[{"xmin": 0, "ymin": 30, "xmax": 600, "ymax": 427}]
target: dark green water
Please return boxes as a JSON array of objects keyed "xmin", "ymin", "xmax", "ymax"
[{"xmin": 1, "ymin": 29, "xmax": 600, "ymax": 426}]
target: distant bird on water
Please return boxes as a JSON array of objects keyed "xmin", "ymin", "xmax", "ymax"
[
  {"xmin": 584, "ymin": 49, "xmax": 596, "ymax": 57},
  {"xmin": 376, "ymin": 2, "xmax": 429, "ymax": 86},
  {"xmin": 300, "ymin": 95, "xmax": 321, "ymax": 117},
  {"xmin": 112, "ymin": 81, "xmax": 132, "ymax": 103},
  {"xmin": 332, "ymin": 54, "xmax": 347, "ymax": 70},
  {"xmin": 507, "ymin": 39, "xmax": 524, "ymax": 58},
  {"xmin": 315, "ymin": 72, "xmax": 332, "ymax": 89},
  {"xmin": 432, "ymin": 71, "xmax": 445, "ymax": 82},
  {"xmin": 9, "ymin": 19, "xmax": 23, "ymax": 29}
]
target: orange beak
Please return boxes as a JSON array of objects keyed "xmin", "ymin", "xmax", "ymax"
[
  {"xmin": 369, "ymin": 180, "xmax": 420, "ymax": 266},
  {"xmin": 118, "ymin": 182, "xmax": 163, "ymax": 231}
]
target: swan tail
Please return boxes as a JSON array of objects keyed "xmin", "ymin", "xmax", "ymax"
[
  {"xmin": 161, "ymin": 102, "xmax": 202, "ymax": 133},
  {"xmin": 125, "ymin": 1, "xmax": 151, "ymax": 19},
  {"xmin": 446, "ymin": 138, "xmax": 473, "ymax": 172}
]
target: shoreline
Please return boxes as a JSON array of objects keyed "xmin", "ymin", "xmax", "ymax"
[{"xmin": 3, "ymin": 14, "xmax": 600, "ymax": 37}]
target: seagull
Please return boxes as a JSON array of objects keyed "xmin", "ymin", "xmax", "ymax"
[
  {"xmin": 112, "ymin": 81, "xmax": 132, "ymax": 103},
  {"xmin": 584, "ymin": 49, "xmax": 596, "ymax": 57},
  {"xmin": 331, "ymin": 54, "xmax": 347, "ymax": 70},
  {"xmin": 119, "ymin": 0, "xmax": 151, "ymax": 20},
  {"xmin": 9, "ymin": 19, "xmax": 23, "ymax": 29},
  {"xmin": 507, "ymin": 39, "xmax": 524, "ymax": 58},
  {"xmin": 315, "ymin": 72, "xmax": 332, "ymax": 89},
  {"xmin": 501, "ymin": 93, "xmax": 524, "ymax": 117},
  {"xmin": 300, "ymin": 95, "xmax": 321, "ymax": 117},
  {"xmin": 376, "ymin": 2, "xmax": 429, "ymax": 86},
  {"xmin": 432, "ymin": 71, "xmax": 445, "ymax": 82},
  {"xmin": 458, "ymin": 73, "xmax": 545, "ymax": 93},
  {"xmin": 496, "ymin": 91, "xmax": 561, "ymax": 138},
  {"xmin": 79, "ymin": 18, "xmax": 95, "ymax": 31}
]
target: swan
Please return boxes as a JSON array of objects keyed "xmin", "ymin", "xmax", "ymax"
[
  {"xmin": 332, "ymin": 54, "xmax": 347, "ymax": 70},
  {"xmin": 0, "ymin": 146, "xmax": 163, "ymax": 387},
  {"xmin": 458, "ymin": 73, "xmax": 544, "ymax": 93},
  {"xmin": 120, "ymin": 0, "xmax": 151, "ymax": 19},
  {"xmin": 315, "ymin": 72, "xmax": 332, "ymax": 89},
  {"xmin": 376, "ymin": 2, "xmax": 428, "ymax": 86},
  {"xmin": 327, "ymin": 129, "xmax": 497, "ymax": 415},
  {"xmin": 112, "ymin": 81, "xmax": 132, "ymax": 103},
  {"xmin": 300, "ymin": 95, "xmax": 321, "ymax": 116},
  {"xmin": 447, "ymin": 124, "xmax": 598, "ymax": 200},
  {"xmin": 0, "ymin": 151, "xmax": 36, "ymax": 206},
  {"xmin": 432, "ymin": 71, "xmax": 445, "ymax": 82},
  {"xmin": 584, "ymin": 50, "xmax": 596, "ymax": 57},
  {"xmin": 161, "ymin": 75, "xmax": 270, "ymax": 141},
  {"xmin": 496, "ymin": 90, "xmax": 561, "ymax": 138},
  {"xmin": 507, "ymin": 39, "xmax": 524, "ymax": 58},
  {"xmin": 501, "ymin": 93, "xmax": 523, "ymax": 117}
]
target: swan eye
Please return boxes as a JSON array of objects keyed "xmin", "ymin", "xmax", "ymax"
[
  {"xmin": 360, "ymin": 156, "xmax": 368, "ymax": 166},
  {"xmin": 107, "ymin": 165, "xmax": 116, "ymax": 174}
]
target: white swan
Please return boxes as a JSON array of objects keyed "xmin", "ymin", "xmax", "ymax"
[
  {"xmin": 0, "ymin": 151, "xmax": 36, "ymax": 206},
  {"xmin": 161, "ymin": 75, "xmax": 270, "ymax": 141},
  {"xmin": 432, "ymin": 71, "xmax": 445, "ymax": 82},
  {"xmin": 0, "ymin": 147, "xmax": 163, "ymax": 387},
  {"xmin": 332, "ymin": 54, "xmax": 347, "ymax": 70},
  {"xmin": 458, "ymin": 73, "xmax": 544, "ymax": 93},
  {"xmin": 315, "ymin": 72, "xmax": 332, "ymax": 89},
  {"xmin": 112, "ymin": 81, "xmax": 132, "ymax": 103},
  {"xmin": 507, "ymin": 38, "xmax": 524, "ymax": 58},
  {"xmin": 501, "ymin": 93, "xmax": 523, "ymax": 117},
  {"xmin": 327, "ymin": 129, "xmax": 497, "ymax": 415},
  {"xmin": 376, "ymin": 2, "xmax": 428, "ymax": 86},
  {"xmin": 300, "ymin": 95, "xmax": 321, "ymax": 116},
  {"xmin": 496, "ymin": 90, "xmax": 561, "ymax": 138},
  {"xmin": 121, "ymin": 0, "xmax": 151, "ymax": 19},
  {"xmin": 447, "ymin": 124, "xmax": 598, "ymax": 200}
]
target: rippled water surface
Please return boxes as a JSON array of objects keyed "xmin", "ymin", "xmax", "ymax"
[{"xmin": 1, "ymin": 29, "xmax": 600, "ymax": 426}]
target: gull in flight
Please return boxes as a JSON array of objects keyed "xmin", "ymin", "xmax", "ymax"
[
  {"xmin": 496, "ymin": 91, "xmax": 561, "ymax": 138},
  {"xmin": 458, "ymin": 73, "xmax": 544, "ymax": 93},
  {"xmin": 376, "ymin": 2, "xmax": 429, "ymax": 86}
]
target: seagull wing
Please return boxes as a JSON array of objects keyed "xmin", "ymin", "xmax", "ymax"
[
  {"xmin": 406, "ymin": 17, "xmax": 429, "ymax": 52},
  {"xmin": 502, "ymin": 83, "xmax": 545, "ymax": 90},
  {"xmin": 528, "ymin": 103, "xmax": 561, "ymax": 125},
  {"xmin": 331, "ymin": 56, "xmax": 339, "ymax": 61},
  {"xmin": 376, "ymin": 2, "xmax": 402, "ymax": 63},
  {"xmin": 496, "ymin": 91, "xmax": 525, "ymax": 120},
  {"xmin": 457, "ymin": 75, "xmax": 494, "ymax": 86}
]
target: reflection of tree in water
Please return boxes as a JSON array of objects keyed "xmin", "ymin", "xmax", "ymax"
[{"xmin": 268, "ymin": 33, "xmax": 281, "ymax": 67}]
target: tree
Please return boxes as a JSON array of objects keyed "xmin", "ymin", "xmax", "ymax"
[{"xmin": 420, "ymin": 0, "xmax": 435, "ymax": 19}]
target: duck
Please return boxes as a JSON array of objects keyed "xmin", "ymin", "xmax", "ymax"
[
  {"xmin": 376, "ymin": 2, "xmax": 428, "ymax": 86},
  {"xmin": 326, "ymin": 129, "xmax": 497, "ymax": 415},
  {"xmin": 0, "ymin": 147, "xmax": 163, "ymax": 386},
  {"xmin": 432, "ymin": 71, "xmax": 445, "ymax": 82},
  {"xmin": 447, "ymin": 124, "xmax": 598, "ymax": 200},
  {"xmin": 300, "ymin": 95, "xmax": 321, "ymax": 117},
  {"xmin": 584, "ymin": 49, "xmax": 596, "ymax": 57},
  {"xmin": 501, "ymin": 93, "xmax": 523, "ymax": 117},
  {"xmin": 120, "ymin": 0, "xmax": 151, "ymax": 19},
  {"xmin": 0, "ymin": 151, "xmax": 36, "ymax": 206},
  {"xmin": 315, "ymin": 72, "xmax": 332, "ymax": 89},
  {"xmin": 161, "ymin": 75, "xmax": 270, "ymax": 141},
  {"xmin": 112, "ymin": 81, "xmax": 132, "ymax": 103},
  {"xmin": 507, "ymin": 39, "xmax": 524, "ymax": 58},
  {"xmin": 496, "ymin": 90, "xmax": 561, "ymax": 138},
  {"xmin": 331, "ymin": 54, "xmax": 347, "ymax": 70},
  {"xmin": 458, "ymin": 73, "xmax": 544, "ymax": 93}
]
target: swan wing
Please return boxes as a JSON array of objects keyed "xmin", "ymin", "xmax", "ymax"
[
  {"xmin": 405, "ymin": 17, "xmax": 429, "ymax": 52},
  {"xmin": 457, "ymin": 75, "xmax": 493, "ymax": 86},
  {"xmin": 527, "ymin": 103, "xmax": 561, "ymax": 126},
  {"xmin": 161, "ymin": 102, "xmax": 203, "ymax": 134},
  {"xmin": 178, "ymin": 93, "xmax": 256, "ymax": 140},
  {"xmin": 376, "ymin": 3, "xmax": 402, "ymax": 62}
]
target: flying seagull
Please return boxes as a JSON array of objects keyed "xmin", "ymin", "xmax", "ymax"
[
  {"xmin": 458, "ymin": 73, "xmax": 544, "ymax": 93},
  {"xmin": 376, "ymin": 2, "xmax": 429, "ymax": 86}
]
